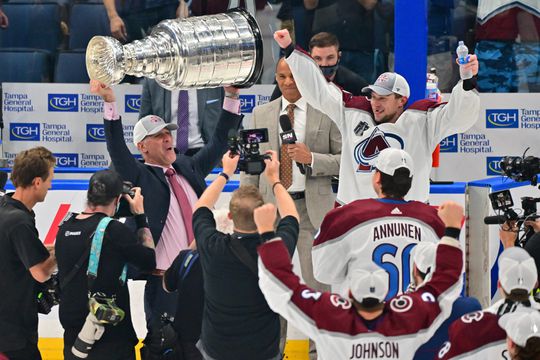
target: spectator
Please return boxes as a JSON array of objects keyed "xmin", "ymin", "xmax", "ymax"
[
  {"xmin": 193, "ymin": 150, "xmax": 299, "ymax": 360},
  {"xmin": 411, "ymin": 242, "xmax": 481, "ymax": 360},
  {"xmin": 271, "ymin": 31, "xmax": 369, "ymax": 100},
  {"xmin": 55, "ymin": 170, "xmax": 156, "ymax": 360},
  {"xmin": 90, "ymin": 80, "xmax": 242, "ymax": 335},
  {"xmin": 498, "ymin": 309, "xmax": 540, "ymax": 360},
  {"xmin": 438, "ymin": 247, "xmax": 540, "ymax": 360},
  {"xmin": 163, "ymin": 249, "xmax": 204, "ymax": 360},
  {"xmin": 103, "ymin": 0, "xmax": 180, "ymax": 42},
  {"xmin": 139, "ymin": 78, "xmax": 224, "ymax": 156},
  {"xmin": 257, "ymin": 201, "xmax": 465, "ymax": 359},
  {"xmin": 243, "ymin": 54, "xmax": 341, "ymax": 360},
  {"xmin": 313, "ymin": 148, "xmax": 445, "ymax": 298},
  {"xmin": 0, "ymin": 147, "xmax": 57, "ymax": 359},
  {"xmin": 274, "ymin": 29, "xmax": 480, "ymax": 204}
]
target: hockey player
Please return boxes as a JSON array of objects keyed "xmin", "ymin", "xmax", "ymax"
[
  {"xmin": 438, "ymin": 246, "xmax": 540, "ymax": 360},
  {"xmin": 273, "ymin": 29, "xmax": 480, "ymax": 204},
  {"xmin": 312, "ymin": 148, "xmax": 445, "ymax": 298},
  {"xmin": 256, "ymin": 201, "xmax": 465, "ymax": 360}
]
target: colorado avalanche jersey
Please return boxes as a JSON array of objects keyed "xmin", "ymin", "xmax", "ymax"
[
  {"xmin": 258, "ymin": 236, "xmax": 463, "ymax": 360},
  {"xmin": 312, "ymin": 198, "xmax": 445, "ymax": 299},
  {"xmin": 285, "ymin": 49, "xmax": 480, "ymax": 204},
  {"xmin": 438, "ymin": 297, "xmax": 540, "ymax": 359}
]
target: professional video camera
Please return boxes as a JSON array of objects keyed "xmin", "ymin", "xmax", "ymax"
[
  {"xmin": 484, "ymin": 189, "xmax": 540, "ymax": 245},
  {"xmin": 500, "ymin": 148, "xmax": 540, "ymax": 186},
  {"xmin": 228, "ymin": 128, "xmax": 271, "ymax": 175}
]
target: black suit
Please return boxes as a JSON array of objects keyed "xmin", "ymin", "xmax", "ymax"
[{"xmin": 104, "ymin": 110, "xmax": 242, "ymax": 244}]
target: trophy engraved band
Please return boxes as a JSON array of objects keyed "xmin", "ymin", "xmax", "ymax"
[{"xmin": 86, "ymin": 8, "xmax": 263, "ymax": 89}]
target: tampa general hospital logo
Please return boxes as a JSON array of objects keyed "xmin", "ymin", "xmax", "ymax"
[{"xmin": 354, "ymin": 128, "xmax": 404, "ymax": 172}]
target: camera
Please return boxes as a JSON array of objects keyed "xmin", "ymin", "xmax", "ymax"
[
  {"xmin": 500, "ymin": 149, "xmax": 540, "ymax": 186},
  {"xmin": 122, "ymin": 181, "xmax": 135, "ymax": 198},
  {"xmin": 228, "ymin": 128, "xmax": 271, "ymax": 175},
  {"xmin": 485, "ymin": 189, "xmax": 540, "ymax": 245},
  {"xmin": 37, "ymin": 273, "xmax": 61, "ymax": 314},
  {"xmin": 89, "ymin": 294, "xmax": 125, "ymax": 325}
]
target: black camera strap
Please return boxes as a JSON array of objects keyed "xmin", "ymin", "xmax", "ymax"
[{"xmin": 228, "ymin": 235, "xmax": 258, "ymax": 276}]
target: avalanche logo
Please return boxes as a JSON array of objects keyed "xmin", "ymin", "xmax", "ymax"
[{"xmin": 353, "ymin": 128, "xmax": 404, "ymax": 172}]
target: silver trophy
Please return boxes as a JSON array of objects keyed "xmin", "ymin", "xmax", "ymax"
[{"xmin": 86, "ymin": 9, "xmax": 263, "ymax": 89}]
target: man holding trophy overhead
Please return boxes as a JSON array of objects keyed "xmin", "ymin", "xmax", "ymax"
[{"xmin": 87, "ymin": 8, "xmax": 264, "ymax": 343}]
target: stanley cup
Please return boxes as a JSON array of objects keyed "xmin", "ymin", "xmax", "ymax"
[{"xmin": 86, "ymin": 9, "xmax": 263, "ymax": 89}]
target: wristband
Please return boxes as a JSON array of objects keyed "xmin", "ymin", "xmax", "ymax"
[
  {"xmin": 134, "ymin": 213, "xmax": 149, "ymax": 229},
  {"xmin": 444, "ymin": 227, "xmax": 461, "ymax": 239},
  {"xmin": 272, "ymin": 181, "xmax": 282, "ymax": 194},
  {"xmin": 225, "ymin": 91, "xmax": 239, "ymax": 99},
  {"xmin": 284, "ymin": 44, "xmax": 295, "ymax": 58},
  {"xmin": 219, "ymin": 172, "xmax": 230, "ymax": 182},
  {"xmin": 261, "ymin": 231, "xmax": 277, "ymax": 242}
]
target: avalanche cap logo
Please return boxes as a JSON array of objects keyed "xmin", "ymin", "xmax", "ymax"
[{"xmin": 354, "ymin": 128, "xmax": 405, "ymax": 172}]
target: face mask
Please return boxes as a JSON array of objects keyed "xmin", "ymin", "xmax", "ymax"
[{"xmin": 320, "ymin": 63, "xmax": 339, "ymax": 79}]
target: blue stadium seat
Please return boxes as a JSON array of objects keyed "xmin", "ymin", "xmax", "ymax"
[
  {"xmin": 0, "ymin": 49, "xmax": 51, "ymax": 82},
  {"xmin": 0, "ymin": 3, "xmax": 62, "ymax": 53},
  {"xmin": 68, "ymin": 3, "xmax": 111, "ymax": 50},
  {"xmin": 54, "ymin": 50, "xmax": 89, "ymax": 83}
]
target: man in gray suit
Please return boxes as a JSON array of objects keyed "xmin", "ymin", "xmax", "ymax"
[
  {"xmin": 241, "ymin": 57, "xmax": 341, "ymax": 292},
  {"xmin": 140, "ymin": 78, "xmax": 224, "ymax": 156}
]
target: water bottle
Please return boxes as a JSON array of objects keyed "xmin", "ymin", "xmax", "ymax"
[
  {"xmin": 456, "ymin": 41, "xmax": 473, "ymax": 80},
  {"xmin": 426, "ymin": 67, "xmax": 441, "ymax": 102}
]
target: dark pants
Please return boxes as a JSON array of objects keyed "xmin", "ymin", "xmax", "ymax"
[
  {"xmin": 1, "ymin": 343, "xmax": 41, "ymax": 360},
  {"xmin": 144, "ymin": 275, "xmax": 179, "ymax": 329},
  {"xmin": 179, "ymin": 341, "xmax": 203, "ymax": 360},
  {"xmin": 63, "ymin": 329, "xmax": 135, "ymax": 360}
]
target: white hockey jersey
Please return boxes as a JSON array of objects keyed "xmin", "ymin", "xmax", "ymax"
[
  {"xmin": 286, "ymin": 49, "xmax": 480, "ymax": 204},
  {"xmin": 312, "ymin": 198, "xmax": 445, "ymax": 299},
  {"xmin": 258, "ymin": 236, "xmax": 464, "ymax": 360}
]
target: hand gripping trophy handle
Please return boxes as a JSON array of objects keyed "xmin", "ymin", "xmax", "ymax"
[{"xmin": 86, "ymin": 8, "xmax": 263, "ymax": 90}]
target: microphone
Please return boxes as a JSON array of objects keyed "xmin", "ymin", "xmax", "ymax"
[
  {"xmin": 0, "ymin": 171, "xmax": 7, "ymax": 196},
  {"xmin": 279, "ymin": 114, "xmax": 305, "ymax": 175},
  {"xmin": 484, "ymin": 215, "xmax": 506, "ymax": 225}
]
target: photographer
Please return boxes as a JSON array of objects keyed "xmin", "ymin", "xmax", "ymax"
[
  {"xmin": 55, "ymin": 170, "xmax": 156, "ymax": 360},
  {"xmin": 0, "ymin": 147, "xmax": 57, "ymax": 360},
  {"xmin": 193, "ymin": 150, "xmax": 299, "ymax": 360}
]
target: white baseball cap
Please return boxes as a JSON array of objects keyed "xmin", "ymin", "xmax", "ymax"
[
  {"xmin": 133, "ymin": 115, "xmax": 178, "ymax": 145},
  {"xmin": 498, "ymin": 247, "xmax": 538, "ymax": 294},
  {"xmin": 499, "ymin": 309, "xmax": 540, "ymax": 347},
  {"xmin": 362, "ymin": 72, "xmax": 410, "ymax": 98},
  {"xmin": 375, "ymin": 148, "xmax": 414, "ymax": 177},
  {"xmin": 412, "ymin": 242, "xmax": 437, "ymax": 276},
  {"xmin": 349, "ymin": 262, "xmax": 389, "ymax": 303}
]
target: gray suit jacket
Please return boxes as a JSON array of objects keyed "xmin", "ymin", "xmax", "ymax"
[
  {"xmin": 139, "ymin": 78, "xmax": 225, "ymax": 144},
  {"xmin": 241, "ymin": 97, "xmax": 342, "ymax": 228}
]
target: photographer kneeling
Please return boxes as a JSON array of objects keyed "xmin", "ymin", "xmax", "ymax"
[{"xmin": 56, "ymin": 170, "xmax": 156, "ymax": 360}]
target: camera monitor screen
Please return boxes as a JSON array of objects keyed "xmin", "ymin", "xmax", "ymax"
[
  {"xmin": 489, "ymin": 190, "xmax": 514, "ymax": 211},
  {"xmin": 240, "ymin": 128, "xmax": 269, "ymax": 144}
]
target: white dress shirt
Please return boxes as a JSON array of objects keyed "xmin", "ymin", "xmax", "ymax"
[{"xmin": 171, "ymin": 89, "xmax": 204, "ymax": 149}]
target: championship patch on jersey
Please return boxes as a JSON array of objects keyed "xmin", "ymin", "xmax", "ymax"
[{"xmin": 354, "ymin": 128, "xmax": 405, "ymax": 172}]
